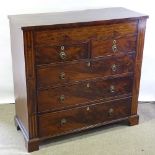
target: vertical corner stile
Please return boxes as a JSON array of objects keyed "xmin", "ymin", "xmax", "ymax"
[
  {"xmin": 131, "ymin": 18, "xmax": 147, "ymax": 115},
  {"xmin": 23, "ymin": 30, "xmax": 38, "ymax": 139}
]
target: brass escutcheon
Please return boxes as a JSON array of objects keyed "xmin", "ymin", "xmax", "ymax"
[
  {"xmin": 61, "ymin": 118, "xmax": 67, "ymax": 125},
  {"xmin": 87, "ymin": 62, "xmax": 91, "ymax": 67},
  {"xmin": 86, "ymin": 83, "xmax": 90, "ymax": 88},
  {"xmin": 108, "ymin": 108, "xmax": 114, "ymax": 116},
  {"xmin": 86, "ymin": 107, "xmax": 90, "ymax": 111},
  {"xmin": 60, "ymin": 95, "xmax": 65, "ymax": 102}
]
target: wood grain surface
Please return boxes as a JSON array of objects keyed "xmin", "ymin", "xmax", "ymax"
[
  {"xmin": 37, "ymin": 76, "xmax": 133, "ymax": 113},
  {"xmin": 38, "ymin": 97, "xmax": 131, "ymax": 138},
  {"xmin": 37, "ymin": 54, "xmax": 135, "ymax": 88}
]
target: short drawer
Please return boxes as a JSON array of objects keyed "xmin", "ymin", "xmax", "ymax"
[
  {"xmin": 38, "ymin": 97, "xmax": 131, "ymax": 138},
  {"xmin": 34, "ymin": 21, "xmax": 137, "ymax": 46},
  {"xmin": 37, "ymin": 76, "xmax": 133, "ymax": 113},
  {"xmin": 35, "ymin": 42, "xmax": 90, "ymax": 65},
  {"xmin": 36, "ymin": 54, "xmax": 135, "ymax": 88},
  {"xmin": 92, "ymin": 36, "xmax": 137, "ymax": 58}
]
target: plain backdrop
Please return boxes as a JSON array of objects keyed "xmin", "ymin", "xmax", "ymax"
[{"xmin": 0, "ymin": 0, "xmax": 154, "ymax": 103}]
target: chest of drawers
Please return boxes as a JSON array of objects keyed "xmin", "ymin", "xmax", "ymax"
[{"xmin": 9, "ymin": 7, "xmax": 148, "ymax": 152}]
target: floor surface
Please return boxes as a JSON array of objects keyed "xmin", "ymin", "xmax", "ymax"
[{"xmin": 0, "ymin": 102, "xmax": 155, "ymax": 155}]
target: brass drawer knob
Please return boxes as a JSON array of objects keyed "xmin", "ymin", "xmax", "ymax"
[
  {"xmin": 61, "ymin": 118, "xmax": 67, "ymax": 125},
  {"xmin": 108, "ymin": 108, "xmax": 114, "ymax": 116},
  {"xmin": 110, "ymin": 85, "xmax": 115, "ymax": 93},
  {"xmin": 111, "ymin": 64, "xmax": 117, "ymax": 72},
  {"xmin": 60, "ymin": 72, "xmax": 65, "ymax": 80},
  {"xmin": 60, "ymin": 95, "xmax": 65, "ymax": 102}
]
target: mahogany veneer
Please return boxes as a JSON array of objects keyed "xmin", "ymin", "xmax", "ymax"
[{"xmin": 9, "ymin": 7, "xmax": 148, "ymax": 152}]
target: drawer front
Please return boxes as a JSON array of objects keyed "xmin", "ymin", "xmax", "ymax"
[
  {"xmin": 35, "ymin": 42, "xmax": 90, "ymax": 65},
  {"xmin": 38, "ymin": 97, "xmax": 131, "ymax": 138},
  {"xmin": 37, "ymin": 54, "xmax": 135, "ymax": 88},
  {"xmin": 37, "ymin": 76, "xmax": 133, "ymax": 113},
  {"xmin": 34, "ymin": 21, "xmax": 137, "ymax": 46},
  {"xmin": 92, "ymin": 36, "xmax": 137, "ymax": 58}
]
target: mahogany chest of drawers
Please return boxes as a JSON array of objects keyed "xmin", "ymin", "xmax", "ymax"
[{"xmin": 9, "ymin": 7, "xmax": 148, "ymax": 152}]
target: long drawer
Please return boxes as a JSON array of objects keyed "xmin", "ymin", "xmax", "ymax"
[
  {"xmin": 38, "ymin": 97, "xmax": 131, "ymax": 138},
  {"xmin": 37, "ymin": 53, "xmax": 135, "ymax": 88},
  {"xmin": 34, "ymin": 21, "xmax": 137, "ymax": 46},
  {"xmin": 37, "ymin": 75, "xmax": 133, "ymax": 113}
]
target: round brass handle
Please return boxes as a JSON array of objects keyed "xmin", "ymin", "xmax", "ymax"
[
  {"xmin": 59, "ymin": 51, "xmax": 66, "ymax": 60},
  {"xmin": 108, "ymin": 108, "xmax": 114, "ymax": 116},
  {"xmin": 111, "ymin": 64, "xmax": 117, "ymax": 72},
  {"xmin": 60, "ymin": 72, "xmax": 65, "ymax": 80},
  {"xmin": 110, "ymin": 85, "xmax": 115, "ymax": 93},
  {"xmin": 112, "ymin": 44, "xmax": 117, "ymax": 53},
  {"xmin": 61, "ymin": 118, "xmax": 67, "ymax": 125},
  {"xmin": 60, "ymin": 95, "xmax": 65, "ymax": 102}
]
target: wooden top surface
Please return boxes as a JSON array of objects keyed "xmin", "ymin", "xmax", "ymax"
[{"xmin": 8, "ymin": 7, "xmax": 148, "ymax": 29}]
